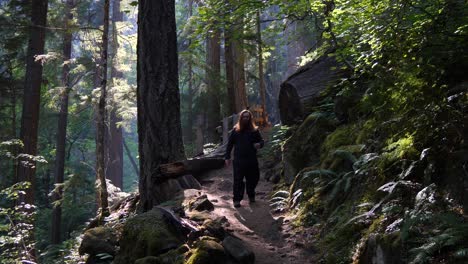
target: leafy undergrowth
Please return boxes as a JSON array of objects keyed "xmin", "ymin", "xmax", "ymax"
[
  {"xmin": 272, "ymin": 0, "xmax": 468, "ymax": 262},
  {"xmin": 276, "ymin": 93, "xmax": 468, "ymax": 263}
]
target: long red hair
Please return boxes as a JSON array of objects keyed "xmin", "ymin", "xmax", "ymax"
[{"xmin": 234, "ymin": 109, "xmax": 258, "ymax": 132}]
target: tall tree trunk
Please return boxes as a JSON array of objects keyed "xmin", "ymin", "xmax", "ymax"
[
  {"xmin": 17, "ymin": 0, "xmax": 48, "ymax": 207},
  {"xmin": 106, "ymin": 111, "xmax": 123, "ymax": 188},
  {"xmin": 11, "ymin": 71, "xmax": 16, "ymax": 139},
  {"xmin": 224, "ymin": 17, "xmax": 247, "ymax": 114},
  {"xmin": 205, "ymin": 30, "xmax": 221, "ymax": 142},
  {"xmin": 224, "ymin": 29, "xmax": 237, "ymax": 115},
  {"xmin": 16, "ymin": 0, "xmax": 48, "ymax": 260},
  {"xmin": 137, "ymin": 0, "xmax": 185, "ymax": 212},
  {"xmin": 96, "ymin": 0, "xmax": 110, "ymax": 221},
  {"xmin": 51, "ymin": 0, "xmax": 74, "ymax": 245},
  {"xmin": 187, "ymin": 55, "xmax": 194, "ymax": 146},
  {"xmin": 92, "ymin": 57, "xmax": 101, "ymax": 212},
  {"xmin": 186, "ymin": 0, "xmax": 194, "ymax": 146},
  {"xmin": 106, "ymin": 0, "xmax": 124, "ymax": 189},
  {"xmin": 257, "ymin": 11, "xmax": 266, "ymax": 123},
  {"xmin": 123, "ymin": 138, "xmax": 139, "ymax": 177},
  {"xmin": 232, "ymin": 36, "xmax": 248, "ymax": 113},
  {"xmin": 11, "ymin": 69, "xmax": 18, "ymax": 186},
  {"xmin": 224, "ymin": 31, "xmax": 236, "ymax": 116}
]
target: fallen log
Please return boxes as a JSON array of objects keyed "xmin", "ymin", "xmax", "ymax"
[
  {"xmin": 157, "ymin": 158, "xmax": 225, "ymax": 179},
  {"xmin": 279, "ymin": 55, "xmax": 350, "ymax": 125}
]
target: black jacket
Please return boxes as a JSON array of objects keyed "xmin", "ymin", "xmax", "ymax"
[{"xmin": 224, "ymin": 128, "xmax": 264, "ymax": 163}]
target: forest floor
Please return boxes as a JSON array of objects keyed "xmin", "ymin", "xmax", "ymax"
[{"xmin": 196, "ymin": 160, "xmax": 316, "ymax": 264}]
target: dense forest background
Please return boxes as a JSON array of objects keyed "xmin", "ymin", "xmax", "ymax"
[{"xmin": 0, "ymin": 0, "xmax": 467, "ymax": 263}]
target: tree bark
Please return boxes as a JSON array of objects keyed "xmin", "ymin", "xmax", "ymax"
[
  {"xmin": 195, "ymin": 114, "xmax": 205, "ymax": 155},
  {"xmin": 137, "ymin": 0, "xmax": 186, "ymax": 212},
  {"xmin": 105, "ymin": 0, "xmax": 124, "ymax": 189},
  {"xmin": 232, "ymin": 37, "xmax": 248, "ymax": 113},
  {"xmin": 224, "ymin": 14, "xmax": 247, "ymax": 114},
  {"xmin": 123, "ymin": 138, "xmax": 139, "ymax": 177},
  {"xmin": 205, "ymin": 29, "xmax": 221, "ymax": 143},
  {"xmin": 96, "ymin": 0, "xmax": 110, "ymax": 221},
  {"xmin": 186, "ymin": 0, "xmax": 194, "ymax": 146},
  {"xmin": 106, "ymin": 110, "xmax": 123, "ymax": 188},
  {"xmin": 17, "ymin": 0, "xmax": 48, "ymax": 207},
  {"xmin": 257, "ymin": 10, "xmax": 267, "ymax": 124},
  {"xmin": 186, "ymin": 65, "xmax": 194, "ymax": 145},
  {"xmin": 51, "ymin": 0, "xmax": 74, "ymax": 245},
  {"xmin": 224, "ymin": 31, "xmax": 236, "ymax": 116},
  {"xmin": 11, "ymin": 69, "xmax": 18, "ymax": 186}
]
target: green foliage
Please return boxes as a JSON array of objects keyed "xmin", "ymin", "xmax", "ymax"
[
  {"xmin": 1, "ymin": 0, "xmax": 140, "ymax": 259},
  {"xmin": 404, "ymin": 212, "xmax": 468, "ymax": 264},
  {"xmin": 321, "ymin": 124, "xmax": 359, "ymax": 156},
  {"xmin": 258, "ymin": 124, "xmax": 290, "ymax": 161},
  {"xmin": 378, "ymin": 134, "xmax": 419, "ymax": 170},
  {"xmin": 329, "ymin": 0, "xmax": 468, "ymax": 126},
  {"xmin": 0, "ymin": 182, "xmax": 36, "ymax": 264},
  {"xmin": 39, "ymin": 236, "xmax": 86, "ymax": 264},
  {"xmin": 269, "ymin": 190, "xmax": 290, "ymax": 212}
]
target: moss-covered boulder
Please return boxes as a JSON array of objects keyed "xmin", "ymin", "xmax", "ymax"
[
  {"xmin": 222, "ymin": 235, "xmax": 255, "ymax": 264},
  {"xmin": 357, "ymin": 233, "xmax": 403, "ymax": 264},
  {"xmin": 200, "ymin": 217, "xmax": 227, "ymax": 240},
  {"xmin": 188, "ymin": 194, "xmax": 214, "ymax": 212},
  {"xmin": 79, "ymin": 226, "xmax": 118, "ymax": 257},
  {"xmin": 282, "ymin": 112, "xmax": 338, "ymax": 184},
  {"xmin": 134, "ymin": 245, "xmax": 188, "ymax": 264},
  {"xmin": 158, "ymin": 245, "xmax": 189, "ymax": 264},
  {"xmin": 113, "ymin": 207, "xmax": 188, "ymax": 264},
  {"xmin": 186, "ymin": 237, "xmax": 227, "ymax": 264}
]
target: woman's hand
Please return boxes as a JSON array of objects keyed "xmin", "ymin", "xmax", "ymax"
[
  {"xmin": 225, "ymin": 159, "xmax": 232, "ymax": 167},
  {"xmin": 254, "ymin": 143, "xmax": 261, "ymax": 149}
]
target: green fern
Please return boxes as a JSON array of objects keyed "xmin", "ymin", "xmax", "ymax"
[
  {"xmin": 408, "ymin": 220, "xmax": 468, "ymax": 263},
  {"xmin": 326, "ymin": 172, "xmax": 355, "ymax": 204},
  {"xmin": 299, "ymin": 169, "xmax": 337, "ymax": 188},
  {"xmin": 290, "ymin": 189, "xmax": 303, "ymax": 208},
  {"xmin": 270, "ymin": 190, "xmax": 290, "ymax": 212},
  {"xmin": 269, "ymin": 196, "xmax": 287, "ymax": 203},
  {"xmin": 272, "ymin": 190, "xmax": 289, "ymax": 198},
  {"xmin": 333, "ymin": 149, "xmax": 357, "ymax": 163}
]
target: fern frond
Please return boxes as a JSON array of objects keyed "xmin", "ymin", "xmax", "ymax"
[
  {"xmin": 272, "ymin": 190, "xmax": 289, "ymax": 198},
  {"xmin": 333, "ymin": 149, "xmax": 357, "ymax": 163}
]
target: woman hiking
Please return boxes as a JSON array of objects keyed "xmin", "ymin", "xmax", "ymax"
[{"xmin": 224, "ymin": 109, "xmax": 265, "ymax": 208}]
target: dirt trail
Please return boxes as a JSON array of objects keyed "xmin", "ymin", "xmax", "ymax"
[{"xmin": 198, "ymin": 163, "xmax": 315, "ymax": 264}]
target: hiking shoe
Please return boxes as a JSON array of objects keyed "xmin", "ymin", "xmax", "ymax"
[{"xmin": 233, "ymin": 201, "xmax": 241, "ymax": 208}]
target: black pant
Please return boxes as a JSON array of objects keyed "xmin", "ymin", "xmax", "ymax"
[{"xmin": 232, "ymin": 160, "xmax": 259, "ymax": 202}]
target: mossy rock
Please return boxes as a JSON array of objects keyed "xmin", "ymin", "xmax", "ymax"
[
  {"xmin": 186, "ymin": 248, "xmax": 210, "ymax": 264},
  {"xmin": 198, "ymin": 235, "xmax": 221, "ymax": 243},
  {"xmin": 321, "ymin": 124, "xmax": 360, "ymax": 155},
  {"xmin": 134, "ymin": 245, "xmax": 188, "ymax": 264},
  {"xmin": 222, "ymin": 235, "xmax": 255, "ymax": 264},
  {"xmin": 186, "ymin": 210, "xmax": 212, "ymax": 222},
  {"xmin": 113, "ymin": 208, "xmax": 187, "ymax": 264},
  {"xmin": 319, "ymin": 123, "xmax": 366, "ymax": 173},
  {"xmin": 282, "ymin": 112, "xmax": 338, "ymax": 184},
  {"xmin": 79, "ymin": 226, "xmax": 118, "ymax": 257},
  {"xmin": 187, "ymin": 194, "xmax": 214, "ymax": 212},
  {"xmin": 357, "ymin": 233, "xmax": 403, "ymax": 264},
  {"xmin": 201, "ymin": 218, "xmax": 227, "ymax": 240},
  {"xmin": 186, "ymin": 239, "xmax": 227, "ymax": 264}
]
